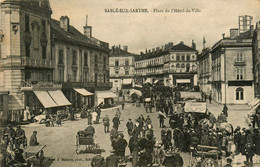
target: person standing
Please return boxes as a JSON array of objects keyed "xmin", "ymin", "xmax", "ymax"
[
  {"xmin": 112, "ymin": 115, "xmax": 120, "ymax": 130},
  {"xmin": 115, "ymin": 108, "xmax": 121, "ymax": 119},
  {"xmin": 161, "ymin": 126, "xmax": 167, "ymax": 149},
  {"xmin": 15, "ymin": 125, "xmax": 25, "ymax": 149},
  {"xmin": 209, "ymin": 93, "xmax": 212, "ymax": 104},
  {"xmin": 91, "ymin": 152, "xmax": 105, "ymax": 167},
  {"xmin": 222, "ymin": 104, "xmax": 228, "ymax": 117},
  {"xmin": 103, "ymin": 115, "xmax": 110, "ymax": 133},
  {"xmin": 158, "ymin": 113, "xmax": 165, "ymax": 128},
  {"xmin": 87, "ymin": 109, "xmax": 92, "ymax": 125},
  {"xmin": 244, "ymin": 141, "xmax": 254, "ymax": 165},
  {"xmin": 106, "ymin": 150, "xmax": 120, "ymax": 167},
  {"xmin": 234, "ymin": 126, "xmax": 241, "ymax": 154},
  {"xmin": 122, "ymin": 102, "xmax": 125, "ymax": 110},
  {"xmin": 126, "ymin": 119, "xmax": 134, "ymax": 136},
  {"xmin": 29, "ymin": 131, "xmax": 39, "ymax": 146},
  {"xmin": 92, "ymin": 110, "xmax": 98, "ymax": 124},
  {"xmin": 116, "ymin": 133, "xmax": 128, "ymax": 160}
]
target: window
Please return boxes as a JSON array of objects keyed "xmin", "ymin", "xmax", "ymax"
[
  {"xmin": 236, "ymin": 68, "xmax": 244, "ymax": 80},
  {"xmin": 181, "ymin": 55, "xmax": 185, "ymax": 61},
  {"xmin": 84, "ymin": 71, "xmax": 88, "ymax": 82},
  {"xmin": 115, "ymin": 69, "xmax": 119, "ymax": 75},
  {"xmin": 125, "ymin": 59, "xmax": 129, "ymax": 66},
  {"xmin": 236, "ymin": 87, "xmax": 244, "ymax": 100},
  {"xmin": 125, "ymin": 69, "xmax": 129, "ymax": 75},
  {"xmin": 115, "ymin": 60, "xmax": 119, "ymax": 66},
  {"xmin": 236, "ymin": 53, "xmax": 243, "ymax": 62},
  {"xmin": 181, "ymin": 64, "xmax": 185, "ymax": 68},
  {"xmin": 59, "ymin": 69, "xmax": 64, "ymax": 82},
  {"xmin": 72, "ymin": 51, "xmax": 77, "ymax": 65},
  {"xmin": 84, "ymin": 52, "xmax": 88, "ymax": 66},
  {"xmin": 103, "ymin": 57, "xmax": 106, "ymax": 68},
  {"xmin": 176, "ymin": 54, "xmax": 180, "ymax": 61},
  {"xmin": 26, "ymin": 45, "xmax": 30, "ymax": 57},
  {"xmin": 25, "ymin": 14, "xmax": 30, "ymax": 32},
  {"xmin": 42, "ymin": 19, "xmax": 46, "ymax": 34},
  {"xmin": 187, "ymin": 54, "xmax": 190, "ymax": 61},
  {"xmin": 95, "ymin": 55, "xmax": 98, "ymax": 67},
  {"xmin": 192, "ymin": 55, "xmax": 195, "ymax": 59},
  {"xmin": 58, "ymin": 49, "xmax": 63, "ymax": 64},
  {"xmin": 25, "ymin": 71, "xmax": 31, "ymax": 83},
  {"xmin": 42, "ymin": 46, "xmax": 46, "ymax": 59},
  {"xmin": 176, "ymin": 63, "xmax": 180, "ymax": 68},
  {"xmin": 186, "ymin": 63, "xmax": 190, "ymax": 72}
]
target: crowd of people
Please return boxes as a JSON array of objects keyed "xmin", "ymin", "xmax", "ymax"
[{"xmin": 0, "ymin": 124, "xmax": 41, "ymax": 166}]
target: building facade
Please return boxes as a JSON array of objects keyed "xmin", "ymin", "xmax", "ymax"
[
  {"xmin": 198, "ymin": 48, "xmax": 212, "ymax": 96},
  {"xmin": 0, "ymin": 0, "xmax": 56, "ymax": 123},
  {"xmin": 253, "ymin": 21, "xmax": 260, "ymax": 98},
  {"xmin": 135, "ymin": 41, "xmax": 198, "ymax": 89},
  {"xmin": 211, "ymin": 21, "xmax": 254, "ymax": 104},
  {"xmin": 109, "ymin": 45, "xmax": 135, "ymax": 92},
  {"xmin": 51, "ymin": 16, "xmax": 111, "ymax": 109}
]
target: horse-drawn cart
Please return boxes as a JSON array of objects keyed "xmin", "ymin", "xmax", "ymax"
[{"xmin": 189, "ymin": 145, "xmax": 222, "ymax": 167}]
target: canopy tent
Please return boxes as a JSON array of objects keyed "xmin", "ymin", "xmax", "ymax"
[
  {"xmin": 145, "ymin": 98, "xmax": 151, "ymax": 102},
  {"xmin": 180, "ymin": 91, "xmax": 202, "ymax": 99},
  {"xmin": 33, "ymin": 90, "xmax": 71, "ymax": 108},
  {"xmin": 122, "ymin": 78, "xmax": 133, "ymax": 85},
  {"xmin": 176, "ymin": 79, "xmax": 191, "ymax": 83},
  {"xmin": 144, "ymin": 78, "xmax": 152, "ymax": 84},
  {"xmin": 184, "ymin": 102, "xmax": 207, "ymax": 113},
  {"xmin": 248, "ymin": 102, "xmax": 260, "ymax": 116},
  {"xmin": 95, "ymin": 91, "xmax": 118, "ymax": 105},
  {"xmin": 154, "ymin": 79, "xmax": 159, "ymax": 84},
  {"xmin": 73, "ymin": 88, "xmax": 94, "ymax": 96},
  {"xmin": 129, "ymin": 89, "xmax": 142, "ymax": 97}
]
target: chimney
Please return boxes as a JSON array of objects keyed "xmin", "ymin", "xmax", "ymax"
[
  {"xmin": 83, "ymin": 15, "xmax": 92, "ymax": 39},
  {"xmin": 149, "ymin": 49, "xmax": 151, "ymax": 53},
  {"xmin": 152, "ymin": 48, "xmax": 155, "ymax": 52},
  {"xmin": 180, "ymin": 41, "xmax": 184, "ymax": 44},
  {"xmin": 156, "ymin": 47, "xmax": 160, "ymax": 51},
  {"xmin": 222, "ymin": 33, "xmax": 225, "ymax": 39},
  {"xmin": 123, "ymin": 46, "xmax": 128, "ymax": 52},
  {"xmin": 60, "ymin": 16, "xmax": 70, "ymax": 31},
  {"xmin": 119, "ymin": 44, "xmax": 121, "ymax": 49},
  {"xmin": 140, "ymin": 52, "xmax": 143, "ymax": 56},
  {"xmin": 191, "ymin": 40, "xmax": 196, "ymax": 50},
  {"xmin": 145, "ymin": 49, "xmax": 148, "ymax": 54},
  {"xmin": 168, "ymin": 42, "xmax": 173, "ymax": 48},
  {"xmin": 230, "ymin": 28, "xmax": 239, "ymax": 39},
  {"xmin": 250, "ymin": 25, "xmax": 254, "ymax": 36},
  {"xmin": 112, "ymin": 46, "xmax": 115, "ymax": 53}
]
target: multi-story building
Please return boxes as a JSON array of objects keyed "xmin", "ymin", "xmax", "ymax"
[
  {"xmin": 198, "ymin": 48, "xmax": 212, "ymax": 95},
  {"xmin": 109, "ymin": 45, "xmax": 136, "ymax": 92},
  {"xmin": 51, "ymin": 16, "xmax": 111, "ymax": 109},
  {"xmin": 211, "ymin": 16, "xmax": 254, "ymax": 104},
  {"xmin": 253, "ymin": 20, "xmax": 260, "ymax": 98},
  {"xmin": 135, "ymin": 41, "xmax": 198, "ymax": 88}
]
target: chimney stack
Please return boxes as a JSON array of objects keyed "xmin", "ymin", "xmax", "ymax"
[
  {"xmin": 222, "ymin": 33, "xmax": 225, "ymax": 39},
  {"xmin": 191, "ymin": 40, "xmax": 196, "ymax": 50},
  {"xmin": 83, "ymin": 15, "xmax": 92, "ymax": 39},
  {"xmin": 230, "ymin": 28, "xmax": 239, "ymax": 39},
  {"xmin": 60, "ymin": 16, "xmax": 70, "ymax": 32},
  {"xmin": 123, "ymin": 46, "xmax": 128, "ymax": 52},
  {"xmin": 180, "ymin": 41, "xmax": 184, "ymax": 44},
  {"xmin": 145, "ymin": 49, "xmax": 148, "ymax": 54}
]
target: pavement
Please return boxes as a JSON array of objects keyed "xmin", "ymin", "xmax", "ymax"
[{"xmin": 20, "ymin": 101, "xmax": 260, "ymax": 167}]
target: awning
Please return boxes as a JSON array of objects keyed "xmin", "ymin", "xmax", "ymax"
[
  {"xmin": 134, "ymin": 84, "xmax": 143, "ymax": 88},
  {"xmin": 144, "ymin": 78, "xmax": 152, "ymax": 84},
  {"xmin": 145, "ymin": 98, "xmax": 151, "ymax": 102},
  {"xmin": 48, "ymin": 90, "xmax": 71, "ymax": 107},
  {"xmin": 33, "ymin": 91, "xmax": 58, "ymax": 108},
  {"xmin": 74, "ymin": 88, "xmax": 94, "ymax": 96},
  {"xmin": 248, "ymin": 103, "xmax": 260, "ymax": 115},
  {"xmin": 96, "ymin": 91, "xmax": 118, "ymax": 99},
  {"xmin": 129, "ymin": 89, "xmax": 142, "ymax": 97},
  {"xmin": 176, "ymin": 79, "xmax": 191, "ymax": 83},
  {"xmin": 184, "ymin": 102, "xmax": 207, "ymax": 113},
  {"xmin": 154, "ymin": 80, "xmax": 159, "ymax": 84},
  {"xmin": 123, "ymin": 79, "xmax": 133, "ymax": 85}
]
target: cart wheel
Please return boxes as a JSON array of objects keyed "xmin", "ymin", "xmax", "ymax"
[{"xmin": 201, "ymin": 158, "xmax": 218, "ymax": 167}]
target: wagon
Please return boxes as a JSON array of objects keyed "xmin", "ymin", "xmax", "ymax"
[
  {"xmin": 75, "ymin": 130, "xmax": 100, "ymax": 154},
  {"xmin": 24, "ymin": 145, "xmax": 46, "ymax": 167},
  {"xmin": 189, "ymin": 145, "xmax": 222, "ymax": 167}
]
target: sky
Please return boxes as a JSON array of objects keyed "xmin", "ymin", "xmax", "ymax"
[{"xmin": 49, "ymin": 0, "xmax": 260, "ymax": 54}]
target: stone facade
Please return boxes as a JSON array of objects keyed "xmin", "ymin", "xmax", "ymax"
[
  {"xmin": 0, "ymin": 0, "xmax": 53, "ymax": 122},
  {"xmin": 253, "ymin": 21, "xmax": 260, "ymax": 98}
]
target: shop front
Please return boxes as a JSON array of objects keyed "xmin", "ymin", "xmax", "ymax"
[
  {"xmin": 0, "ymin": 90, "xmax": 9, "ymax": 125},
  {"xmin": 95, "ymin": 91, "xmax": 118, "ymax": 108},
  {"xmin": 73, "ymin": 88, "xmax": 94, "ymax": 109}
]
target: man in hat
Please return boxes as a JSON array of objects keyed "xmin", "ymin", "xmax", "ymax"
[
  {"xmin": 244, "ymin": 141, "xmax": 254, "ymax": 165},
  {"xmin": 110, "ymin": 126, "xmax": 118, "ymax": 142},
  {"xmin": 161, "ymin": 126, "xmax": 167, "ymax": 149},
  {"xmin": 234, "ymin": 126, "xmax": 241, "ymax": 154},
  {"xmin": 126, "ymin": 118, "xmax": 134, "ymax": 136},
  {"xmin": 112, "ymin": 114, "xmax": 120, "ymax": 130},
  {"xmin": 87, "ymin": 109, "xmax": 92, "ymax": 125},
  {"xmin": 158, "ymin": 112, "xmax": 165, "ymax": 128},
  {"xmin": 106, "ymin": 150, "xmax": 120, "ymax": 167},
  {"xmin": 162, "ymin": 150, "xmax": 175, "ymax": 167},
  {"xmin": 116, "ymin": 133, "xmax": 128, "ymax": 159},
  {"xmin": 103, "ymin": 115, "xmax": 110, "ymax": 133},
  {"xmin": 29, "ymin": 131, "xmax": 39, "ymax": 146},
  {"xmin": 3, "ymin": 124, "xmax": 16, "ymax": 142},
  {"xmin": 15, "ymin": 125, "xmax": 26, "ymax": 149},
  {"xmin": 91, "ymin": 152, "xmax": 105, "ymax": 167}
]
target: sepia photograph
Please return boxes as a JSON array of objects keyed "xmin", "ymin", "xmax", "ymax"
[{"xmin": 0, "ymin": 0, "xmax": 260, "ymax": 166}]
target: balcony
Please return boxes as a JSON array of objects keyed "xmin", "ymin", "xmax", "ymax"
[
  {"xmin": 234, "ymin": 61, "xmax": 246, "ymax": 66},
  {"xmin": 60, "ymin": 82, "xmax": 112, "ymax": 90},
  {"xmin": 21, "ymin": 57, "xmax": 55, "ymax": 69},
  {"xmin": 21, "ymin": 81, "xmax": 62, "ymax": 91}
]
